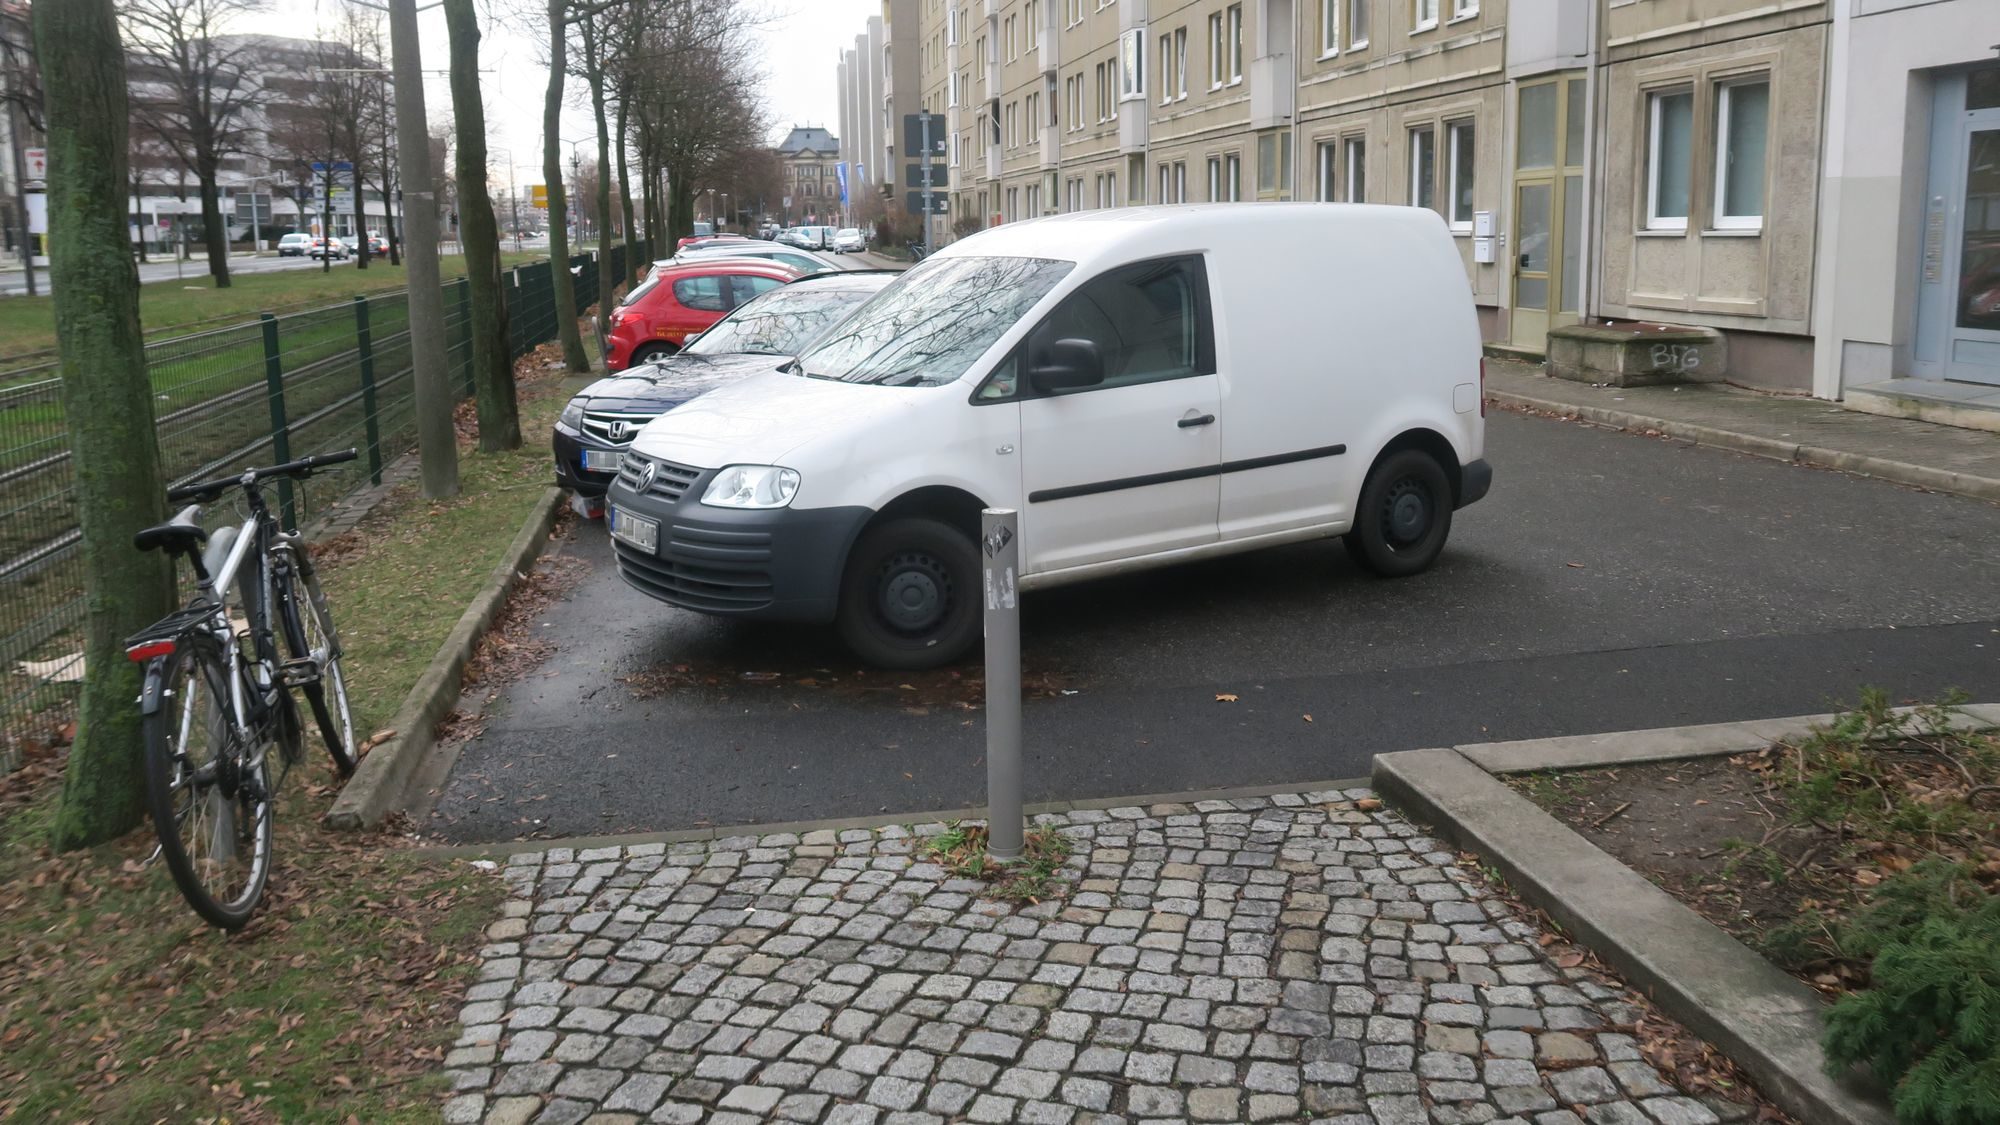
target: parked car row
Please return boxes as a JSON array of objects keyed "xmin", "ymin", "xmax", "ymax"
[
  {"xmin": 274, "ymin": 233, "xmax": 392, "ymax": 259},
  {"xmin": 557, "ymin": 206, "xmax": 1492, "ymax": 671}
]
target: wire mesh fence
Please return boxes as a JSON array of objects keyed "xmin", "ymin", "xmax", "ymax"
[{"xmin": 0, "ymin": 241, "xmax": 646, "ymax": 772}]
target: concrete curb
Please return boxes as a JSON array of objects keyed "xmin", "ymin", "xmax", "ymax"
[
  {"xmin": 326, "ymin": 486, "xmax": 566, "ymax": 830},
  {"xmin": 408, "ymin": 775, "xmax": 1371, "ymax": 860},
  {"xmin": 1370, "ymin": 704, "xmax": 2000, "ymax": 1125},
  {"xmin": 1489, "ymin": 388, "xmax": 2000, "ymax": 504}
]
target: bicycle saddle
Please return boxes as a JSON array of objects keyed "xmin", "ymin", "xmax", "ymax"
[{"xmin": 133, "ymin": 505, "xmax": 208, "ymax": 554}]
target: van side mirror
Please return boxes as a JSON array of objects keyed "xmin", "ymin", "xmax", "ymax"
[{"xmin": 1029, "ymin": 338, "xmax": 1104, "ymax": 393}]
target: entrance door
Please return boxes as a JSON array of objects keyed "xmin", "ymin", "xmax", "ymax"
[
  {"xmin": 1944, "ymin": 108, "xmax": 2000, "ymax": 384},
  {"xmin": 1508, "ymin": 74, "xmax": 1587, "ymax": 354}
]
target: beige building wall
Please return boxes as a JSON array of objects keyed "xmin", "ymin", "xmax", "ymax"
[{"xmin": 1593, "ymin": 0, "xmax": 1827, "ymax": 388}]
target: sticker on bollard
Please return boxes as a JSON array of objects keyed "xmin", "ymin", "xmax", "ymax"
[{"xmin": 981, "ymin": 508, "xmax": 1024, "ymax": 863}]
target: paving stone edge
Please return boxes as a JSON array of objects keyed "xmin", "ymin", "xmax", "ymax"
[
  {"xmin": 327, "ymin": 485, "xmax": 566, "ymax": 830},
  {"xmin": 1367, "ymin": 703, "xmax": 2000, "ymax": 1125},
  {"xmin": 1488, "ymin": 388, "xmax": 2000, "ymax": 504}
]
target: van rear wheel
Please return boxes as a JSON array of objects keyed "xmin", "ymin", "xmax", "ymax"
[
  {"xmin": 1345, "ymin": 449, "xmax": 1453, "ymax": 578},
  {"xmin": 836, "ymin": 518, "xmax": 980, "ymax": 670}
]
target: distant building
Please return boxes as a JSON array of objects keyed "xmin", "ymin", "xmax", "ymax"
[{"xmin": 775, "ymin": 125, "xmax": 841, "ymax": 227}]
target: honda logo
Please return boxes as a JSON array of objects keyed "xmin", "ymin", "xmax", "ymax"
[{"xmin": 607, "ymin": 419, "xmax": 631, "ymax": 441}]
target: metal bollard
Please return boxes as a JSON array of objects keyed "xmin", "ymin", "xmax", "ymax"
[{"xmin": 982, "ymin": 508, "xmax": 1024, "ymax": 863}]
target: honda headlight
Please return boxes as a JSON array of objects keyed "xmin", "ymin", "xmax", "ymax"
[
  {"xmin": 701, "ymin": 465, "xmax": 800, "ymax": 509},
  {"xmin": 559, "ymin": 399, "xmax": 585, "ymax": 430}
]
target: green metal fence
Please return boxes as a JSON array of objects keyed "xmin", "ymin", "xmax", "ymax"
[{"xmin": 0, "ymin": 241, "xmax": 645, "ymax": 772}]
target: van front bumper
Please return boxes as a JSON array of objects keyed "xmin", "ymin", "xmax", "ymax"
[
  {"xmin": 1457, "ymin": 458, "xmax": 1493, "ymax": 509},
  {"xmin": 606, "ymin": 466, "xmax": 869, "ymax": 624}
]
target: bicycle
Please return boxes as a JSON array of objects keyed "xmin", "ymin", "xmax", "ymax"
[{"xmin": 124, "ymin": 449, "xmax": 360, "ymax": 929}]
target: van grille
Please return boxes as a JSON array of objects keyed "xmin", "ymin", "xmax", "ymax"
[{"xmin": 614, "ymin": 454, "xmax": 704, "ymax": 502}]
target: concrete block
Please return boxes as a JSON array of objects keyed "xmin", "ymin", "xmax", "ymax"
[{"xmin": 1548, "ymin": 323, "xmax": 1727, "ymax": 388}]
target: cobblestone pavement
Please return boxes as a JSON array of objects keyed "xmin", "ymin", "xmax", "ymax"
[{"xmin": 443, "ymin": 791, "xmax": 1753, "ymax": 1125}]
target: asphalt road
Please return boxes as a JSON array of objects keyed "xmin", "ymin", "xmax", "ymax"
[{"xmin": 425, "ymin": 409, "xmax": 2000, "ymax": 842}]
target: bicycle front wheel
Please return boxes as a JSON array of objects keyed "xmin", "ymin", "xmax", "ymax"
[
  {"xmin": 143, "ymin": 641, "xmax": 273, "ymax": 931},
  {"xmin": 278, "ymin": 547, "xmax": 356, "ymax": 776}
]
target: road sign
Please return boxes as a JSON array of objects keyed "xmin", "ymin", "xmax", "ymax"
[
  {"xmin": 309, "ymin": 161, "xmax": 354, "ymax": 173},
  {"xmin": 902, "ymin": 113, "xmax": 947, "ymax": 157},
  {"xmin": 905, "ymin": 163, "xmax": 948, "ymax": 188},
  {"xmin": 530, "ymin": 184, "xmax": 548, "ymax": 208},
  {"xmin": 905, "ymin": 191, "xmax": 948, "ymax": 216},
  {"xmin": 23, "ymin": 148, "xmax": 46, "ymax": 181}
]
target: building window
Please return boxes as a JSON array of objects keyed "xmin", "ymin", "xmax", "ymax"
[
  {"xmin": 1108, "ymin": 171, "xmax": 1118, "ymax": 207},
  {"xmin": 1227, "ymin": 4, "xmax": 1243, "ymax": 83},
  {"xmin": 1257, "ymin": 130, "xmax": 1291, "ymax": 197},
  {"xmin": 1174, "ymin": 28, "xmax": 1188, "ymax": 99},
  {"xmin": 1446, "ymin": 119, "xmax": 1474, "ymax": 231},
  {"xmin": 950, "ymin": 131, "xmax": 961, "ymax": 167},
  {"xmin": 1160, "ymin": 33, "xmax": 1174, "ymax": 105},
  {"xmin": 1317, "ymin": 141, "xmax": 1337, "ymax": 201},
  {"xmin": 1452, "ymin": 0, "xmax": 1476, "ymax": 18},
  {"xmin": 1344, "ymin": 136, "xmax": 1366, "ymax": 202},
  {"xmin": 1176, "ymin": 161, "xmax": 1188, "ymax": 202},
  {"xmin": 1129, "ymin": 154, "xmax": 1145, "ymax": 202},
  {"xmin": 1208, "ymin": 156, "xmax": 1222, "ymax": 200},
  {"xmin": 1320, "ymin": 0, "xmax": 1338, "ymax": 56},
  {"xmin": 1409, "ymin": 126, "xmax": 1435, "ymax": 210},
  {"xmin": 1349, "ymin": 0, "xmax": 1369, "ymax": 49},
  {"xmin": 1121, "ymin": 28, "xmax": 1145, "ymax": 100},
  {"xmin": 1413, "ymin": 0, "xmax": 1438, "ymax": 31},
  {"xmin": 1209, "ymin": 12, "xmax": 1225, "ymax": 89},
  {"xmin": 1227, "ymin": 153, "xmax": 1242, "ymax": 200},
  {"xmin": 1027, "ymin": 183, "xmax": 1041, "ymax": 215},
  {"xmin": 1160, "ymin": 163, "xmax": 1173, "ymax": 203},
  {"xmin": 1646, "ymin": 88, "xmax": 1693, "ymax": 230},
  {"xmin": 1714, "ymin": 77, "xmax": 1769, "ymax": 230}
]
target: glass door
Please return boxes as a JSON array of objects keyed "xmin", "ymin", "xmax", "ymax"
[
  {"xmin": 1508, "ymin": 74, "xmax": 1587, "ymax": 354},
  {"xmin": 1945, "ymin": 113, "xmax": 2000, "ymax": 384}
]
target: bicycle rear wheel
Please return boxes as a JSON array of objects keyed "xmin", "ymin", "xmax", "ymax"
[
  {"xmin": 277, "ymin": 546, "xmax": 356, "ymax": 776},
  {"xmin": 143, "ymin": 641, "xmax": 273, "ymax": 931}
]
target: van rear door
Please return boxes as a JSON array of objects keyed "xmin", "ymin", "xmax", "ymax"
[{"xmin": 1015, "ymin": 255, "xmax": 1222, "ymax": 573}]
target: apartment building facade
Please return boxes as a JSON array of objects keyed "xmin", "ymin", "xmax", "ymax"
[
  {"xmin": 775, "ymin": 127, "xmax": 841, "ymax": 227},
  {"xmin": 908, "ymin": 0, "xmax": 1850, "ymax": 394}
]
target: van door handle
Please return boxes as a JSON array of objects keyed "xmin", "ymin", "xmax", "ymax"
[{"xmin": 1178, "ymin": 413, "xmax": 1216, "ymax": 428}]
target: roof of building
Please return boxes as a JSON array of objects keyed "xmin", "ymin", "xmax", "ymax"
[{"xmin": 776, "ymin": 126, "xmax": 839, "ymax": 158}]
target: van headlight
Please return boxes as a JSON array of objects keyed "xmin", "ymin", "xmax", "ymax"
[
  {"xmin": 559, "ymin": 399, "xmax": 585, "ymax": 430},
  {"xmin": 701, "ymin": 465, "xmax": 800, "ymax": 509}
]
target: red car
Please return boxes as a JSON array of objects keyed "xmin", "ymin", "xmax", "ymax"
[{"xmin": 604, "ymin": 259, "xmax": 803, "ymax": 370}]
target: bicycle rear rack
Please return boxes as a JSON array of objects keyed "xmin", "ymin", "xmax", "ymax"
[{"xmin": 124, "ymin": 600, "xmax": 224, "ymax": 650}]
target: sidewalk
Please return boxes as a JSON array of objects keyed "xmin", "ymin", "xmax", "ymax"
[
  {"xmin": 1485, "ymin": 359, "xmax": 2000, "ymax": 503},
  {"xmin": 441, "ymin": 791, "xmax": 1752, "ymax": 1125}
]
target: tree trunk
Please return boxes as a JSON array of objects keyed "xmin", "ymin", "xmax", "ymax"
[
  {"xmin": 35, "ymin": 0, "xmax": 176, "ymax": 850},
  {"xmin": 352, "ymin": 151, "xmax": 370, "ymax": 268},
  {"xmin": 196, "ymin": 161, "xmax": 230, "ymax": 288},
  {"xmin": 131, "ymin": 171, "xmax": 148, "ymax": 263},
  {"xmin": 668, "ymin": 174, "xmax": 695, "ymax": 246},
  {"xmin": 542, "ymin": 0, "xmax": 588, "ymax": 373},
  {"xmin": 583, "ymin": 14, "xmax": 612, "ymax": 349},
  {"xmin": 614, "ymin": 98, "xmax": 635, "ymax": 282},
  {"xmin": 382, "ymin": 169, "xmax": 400, "ymax": 266},
  {"xmin": 444, "ymin": 0, "xmax": 516, "ymax": 452}
]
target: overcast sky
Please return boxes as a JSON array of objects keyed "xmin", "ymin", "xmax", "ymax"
[{"xmin": 244, "ymin": 0, "xmax": 877, "ymax": 194}]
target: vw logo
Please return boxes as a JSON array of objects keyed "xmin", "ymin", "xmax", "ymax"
[
  {"xmin": 607, "ymin": 419, "xmax": 631, "ymax": 441},
  {"xmin": 635, "ymin": 460, "xmax": 659, "ymax": 492}
]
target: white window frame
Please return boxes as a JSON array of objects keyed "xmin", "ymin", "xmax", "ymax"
[
  {"xmin": 1159, "ymin": 162, "xmax": 1172, "ymax": 204},
  {"xmin": 1208, "ymin": 155, "xmax": 1222, "ymax": 200},
  {"xmin": 1160, "ymin": 33, "xmax": 1174, "ymax": 105},
  {"xmin": 1646, "ymin": 87, "xmax": 1693, "ymax": 232},
  {"xmin": 1446, "ymin": 119, "xmax": 1474, "ymax": 232},
  {"xmin": 1712, "ymin": 77, "xmax": 1768, "ymax": 231},
  {"xmin": 1175, "ymin": 28, "xmax": 1188, "ymax": 99},
  {"xmin": 1121, "ymin": 28, "xmax": 1145, "ymax": 101},
  {"xmin": 1176, "ymin": 161, "xmax": 1188, "ymax": 202},
  {"xmin": 1409, "ymin": 125, "xmax": 1435, "ymax": 210},
  {"xmin": 1348, "ymin": 0, "xmax": 1369, "ymax": 50},
  {"xmin": 1227, "ymin": 4, "xmax": 1244, "ymax": 84},
  {"xmin": 1316, "ymin": 140, "xmax": 1337, "ymax": 201},
  {"xmin": 1226, "ymin": 152, "xmax": 1242, "ymax": 201},
  {"xmin": 1343, "ymin": 136, "xmax": 1365, "ymax": 202},
  {"xmin": 1413, "ymin": 0, "xmax": 1438, "ymax": 33},
  {"xmin": 1451, "ymin": 0, "xmax": 1477, "ymax": 20},
  {"xmin": 1320, "ymin": 0, "xmax": 1339, "ymax": 58},
  {"xmin": 1209, "ymin": 13, "xmax": 1225, "ymax": 89},
  {"xmin": 1108, "ymin": 170, "xmax": 1118, "ymax": 208}
]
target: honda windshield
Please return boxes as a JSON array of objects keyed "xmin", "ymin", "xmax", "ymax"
[{"xmin": 794, "ymin": 255, "xmax": 1073, "ymax": 387}]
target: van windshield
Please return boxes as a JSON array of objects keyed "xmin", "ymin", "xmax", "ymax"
[{"xmin": 795, "ymin": 255, "xmax": 1073, "ymax": 387}]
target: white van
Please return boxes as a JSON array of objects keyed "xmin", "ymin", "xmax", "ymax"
[{"xmin": 608, "ymin": 204, "xmax": 1490, "ymax": 668}]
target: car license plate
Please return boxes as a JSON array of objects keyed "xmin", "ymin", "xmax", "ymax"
[
  {"xmin": 581, "ymin": 449, "xmax": 623, "ymax": 473},
  {"xmin": 608, "ymin": 508, "xmax": 659, "ymax": 553}
]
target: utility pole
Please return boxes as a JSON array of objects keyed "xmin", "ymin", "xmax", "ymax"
[
  {"xmin": 389, "ymin": 0, "xmax": 458, "ymax": 497},
  {"xmin": 920, "ymin": 113, "xmax": 933, "ymax": 258}
]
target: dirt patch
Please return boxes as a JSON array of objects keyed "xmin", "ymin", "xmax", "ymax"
[{"xmin": 1514, "ymin": 712, "xmax": 2000, "ymax": 998}]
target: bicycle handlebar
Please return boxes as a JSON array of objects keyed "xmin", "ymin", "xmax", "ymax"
[{"xmin": 167, "ymin": 448, "xmax": 361, "ymax": 503}]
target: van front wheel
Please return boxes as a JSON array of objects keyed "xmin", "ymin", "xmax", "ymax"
[
  {"xmin": 1345, "ymin": 449, "xmax": 1453, "ymax": 578},
  {"xmin": 837, "ymin": 518, "xmax": 980, "ymax": 670}
]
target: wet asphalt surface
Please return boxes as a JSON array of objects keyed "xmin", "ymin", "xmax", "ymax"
[{"xmin": 425, "ymin": 409, "xmax": 2000, "ymax": 842}]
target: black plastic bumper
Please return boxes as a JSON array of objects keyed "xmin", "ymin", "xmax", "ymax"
[
  {"xmin": 606, "ymin": 468, "xmax": 870, "ymax": 624},
  {"xmin": 551, "ymin": 424, "xmax": 621, "ymax": 498},
  {"xmin": 1457, "ymin": 458, "xmax": 1493, "ymax": 509}
]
